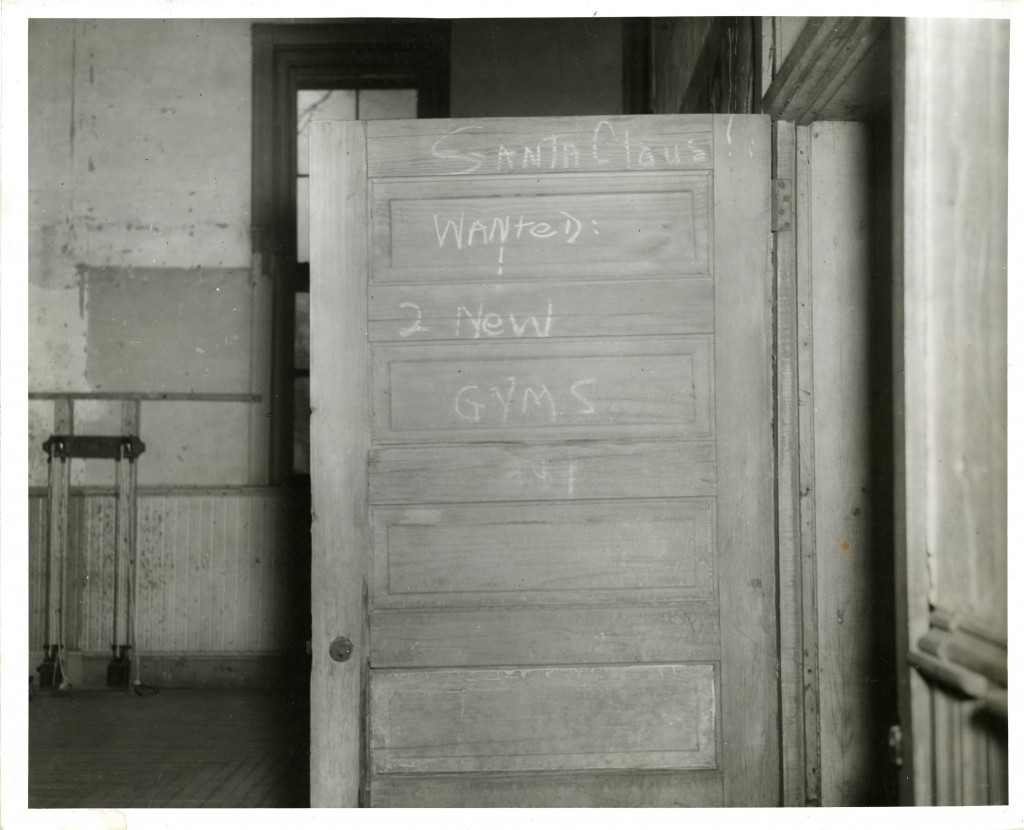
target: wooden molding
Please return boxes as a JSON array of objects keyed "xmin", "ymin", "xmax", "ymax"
[
  {"xmin": 763, "ymin": 17, "xmax": 887, "ymax": 124},
  {"xmin": 908, "ymin": 650, "xmax": 996, "ymax": 702},
  {"xmin": 919, "ymin": 613, "xmax": 1008, "ymax": 688}
]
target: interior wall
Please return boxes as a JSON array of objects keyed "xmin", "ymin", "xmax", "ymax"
[
  {"xmin": 26, "ymin": 17, "xmax": 633, "ymax": 683},
  {"xmin": 895, "ymin": 17, "xmax": 1009, "ymax": 806},
  {"xmin": 30, "ymin": 18, "xmax": 627, "ymax": 488},
  {"xmin": 450, "ymin": 19, "xmax": 623, "ymax": 117},
  {"xmin": 28, "ymin": 19, "xmax": 259, "ymax": 488}
]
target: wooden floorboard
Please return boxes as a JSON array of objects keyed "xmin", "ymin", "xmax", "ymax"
[{"xmin": 29, "ymin": 688, "xmax": 309, "ymax": 808}]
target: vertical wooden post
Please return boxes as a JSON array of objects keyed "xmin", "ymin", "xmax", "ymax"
[
  {"xmin": 808, "ymin": 121, "xmax": 879, "ymax": 805},
  {"xmin": 112, "ymin": 402, "xmax": 140, "ymax": 663},
  {"xmin": 53, "ymin": 397, "xmax": 73, "ymax": 434},
  {"xmin": 45, "ymin": 398, "xmax": 72, "ymax": 678},
  {"xmin": 714, "ymin": 113, "xmax": 779, "ymax": 806},
  {"xmin": 773, "ymin": 118, "xmax": 810, "ymax": 807},
  {"xmin": 120, "ymin": 399, "xmax": 141, "ymax": 435},
  {"xmin": 893, "ymin": 18, "xmax": 1009, "ymax": 806},
  {"xmin": 309, "ymin": 120, "xmax": 370, "ymax": 807},
  {"xmin": 794, "ymin": 123, "xmax": 822, "ymax": 806},
  {"xmin": 119, "ymin": 399, "xmax": 142, "ymax": 673},
  {"xmin": 248, "ymin": 252, "xmax": 273, "ymax": 484}
]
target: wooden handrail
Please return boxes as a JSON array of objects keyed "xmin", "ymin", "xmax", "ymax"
[{"xmin": 30, "ymin": 391, "xmax": 262, "ymax": 402}]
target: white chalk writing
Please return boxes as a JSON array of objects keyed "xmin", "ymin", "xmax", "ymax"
[
  {"xmin": 453, "ymin": 377, "xmax": 597, "ymax": 426},
  {"xmin": 432, "ymin": 211, "xmax": 593, "ymax": 249},
  {"xmin": 455, "ymin": 302, "xmax": 553, "ymax": 339},
  {"xmin": 398, "ymin": 302, "xmax": 429, "ymax": 338},
  {"xmin": 510, "ymin": 457, "xmax": 577, "ymax": 496},
  {"xmin": 432, "ymin": 210, "xmax": 597, "ymax": 275},
  {"xmin": 430, "ymin": 119, "xmax": 708, "ymax": 175},
  {"xmin": 395, "ymin": 300, "xmax": 555, "ymax": 340}
]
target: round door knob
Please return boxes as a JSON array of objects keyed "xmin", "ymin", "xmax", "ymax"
[{"xmin": 329, "ymin": 636, "xmax": 354, "ymax": 663}]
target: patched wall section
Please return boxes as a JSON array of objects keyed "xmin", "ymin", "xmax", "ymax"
[{"xmin": 28, "ymin": 19, "xmax": 261, "ymax": 487}]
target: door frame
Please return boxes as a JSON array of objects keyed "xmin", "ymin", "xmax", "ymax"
[
  {"xmin": 251, "ymin": 21, "xmax": 450, "ymax": 484},
  {"xmin": 762, "ymin": 16, "xmax": 897, "ymax": 806}
]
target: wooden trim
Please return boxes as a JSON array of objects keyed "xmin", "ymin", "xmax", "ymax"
[
  {"xmin": 892, "ymin": 18, "xmax": 934, "ymax": 807},
  {"xmin": 794, "ymin": 123, "xmax": 822, "ymax": 806},
  {"xmin": 29, "ymin": 392, "xmax": 261, "ymax": 402},
  {"xmin": 252, "ymin": 21, "xmax": 450, "ymax": 51},
  {"xmin": 29, "ymin": 485, "xmax": 293, "ymax": 497},
  {"xmin": 755, "ymin": 17, "xmax": 773, "ymax": 108},
  {"xmin": 808, "ymin": 121, "xmax": 889, "ymax": 806},
  {"xmin": 29, "ymin": 650, "xmax": 299, "ymax": 689},
  {"xmin": 908, "ymin": 651, "xmax": 990, "ymax": 700},
  {"xmin": 930, "ymin": 608, "xmax": 1007, "ymax": 651},
  {"xmin": 248, "ymin": 251, "xmax": 273, "ymax": 484},
  {"xmin": 763, "ymin": 17, "xmax": 886, "ymax": 124},
  {"xmin": 309, "ymin": 120, "xmax": 370, "ymax": 808},
  {"xmin": 772, "ymin": 119, "xmax": 807, "ymax": 807},
  {"xmin": 917, "ymin": 627, "xmax": 1007, "ymax": 689},
  {"xmin": 713, "ymin": 113, "xmax": 778, "ymax": 806}
]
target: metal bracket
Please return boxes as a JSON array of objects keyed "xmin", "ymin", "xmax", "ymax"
[
  {"xmin": 43, "ymin": 435, "xmax": 146, "ymax": 461},
  {"xmin": 772, "ymin": 178, "xmax": 793, "ymax": 232}
]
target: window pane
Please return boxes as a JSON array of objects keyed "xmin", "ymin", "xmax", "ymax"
[
  {"xmin": 297, "ymin": 89, "xmax": 356, "ymax": 175},
  {"xmin": 358, "ymin": 89, "xmax": 418, "ymax": 120},
  {"xmin": 293, "ymin": 377, "xmax": 310, "ymax": 476},
  {"xmin": 296, "ymin": 176, "xmax": 309, "ymax": 263},
  {"xmin": 295, "ymin": 292, "xmax": 310, "ymax": 370}
]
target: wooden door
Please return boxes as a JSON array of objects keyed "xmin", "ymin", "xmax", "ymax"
[{"xmin": 309, "ymin": 114, "xmax": 777, "ymax": 807}]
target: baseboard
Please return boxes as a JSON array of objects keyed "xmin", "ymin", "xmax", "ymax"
[{"xmin": 30, "ymin": 651, "xmax": 304, "ymax": 690}]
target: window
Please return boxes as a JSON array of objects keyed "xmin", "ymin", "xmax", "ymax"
[
  {"xmin": 292, "ymin": 88, "xmax": 417, "ymax": 473},
  {"xmin": 252, "ymin": 22, "xmax": 449, "ymax": 482}
]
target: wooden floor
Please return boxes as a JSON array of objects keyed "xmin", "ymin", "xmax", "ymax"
[{"xmin": 29, "ymin": 687, "xmax": 309, "ymax": 808}]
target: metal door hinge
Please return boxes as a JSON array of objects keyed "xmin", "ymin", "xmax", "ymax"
[
  {"xmin": 772, "ymin": 178, "xmax": 793, "ymax": 232},
  {"xmin": 887, "ymin": 724, "xmax": 904, "ymax": 767}
]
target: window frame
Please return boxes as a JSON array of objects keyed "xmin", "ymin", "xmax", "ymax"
[{"xmin": 252, "ymin": 21, "xmax": 450, "ymax": 483}]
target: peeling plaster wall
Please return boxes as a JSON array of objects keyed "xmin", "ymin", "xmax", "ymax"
[
  {"xmin": 29, "ymin": 19, "xmax": 259, "ymax": 487},
  {"xmin": 29, "ymin": 19, "xmax": 626, "ymax": 487},
  {"xmin": 26, "ymin": 19, "xmax": 633, "ymax": 675}
]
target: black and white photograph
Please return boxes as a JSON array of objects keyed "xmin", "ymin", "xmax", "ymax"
[{"xmin": 0, "ymin": 2, "xmax": 1017, "ymax": 825}]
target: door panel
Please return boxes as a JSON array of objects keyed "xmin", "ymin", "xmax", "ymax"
[
  {"xmin": 370, "ymin": 768, "xmax": 724, "ymax": 808},
  {"xmin": 371, "ymin": 338, "xmax": 712, "ymax": 442},
  {"xmin": 310, "ymin": 114, "xmax": 776, "ymax": 807},
  {"xmin": 368, "ymin": 440, "xmax": 716, "ymax": 504},
  {"xmin": 370, "ymin": 664, "xmax": 717, "ymax": 773},
  {"xmin": 371, "ymin": 499, "xmax": 715, "ymax": 606},
  {"xmin": 371, "ymin": 175, "xmax": 710, "ymax": 281},
  {"xmin": 370, "ymin": 602, "xmax": 723, "ymax": 668}
]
